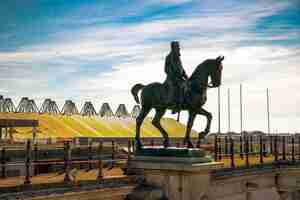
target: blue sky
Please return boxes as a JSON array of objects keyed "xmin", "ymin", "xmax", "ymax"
[{"xmin": 0, "ymin": 0, "xmax": 299, "ymax": 133}]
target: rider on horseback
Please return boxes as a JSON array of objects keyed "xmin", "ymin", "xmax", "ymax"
[{"xmin": 164, "ymin": 41, "xmax": 188, "ymax": 114}]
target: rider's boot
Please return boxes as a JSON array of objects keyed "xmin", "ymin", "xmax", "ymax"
[
  {"xmin": 171, "ymin": 100, "xmax": 181, "ymax": 114},
  {"xmin": 171, "ymin": 91, "xmax": 184, "ymax": 114}
]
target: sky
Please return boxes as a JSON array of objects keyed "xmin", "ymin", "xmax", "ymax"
[{"xmin": 0, "ymin": 0, "xmax": 299, "ymax": 133}]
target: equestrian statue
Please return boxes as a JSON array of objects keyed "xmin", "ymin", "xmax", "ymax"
[{"xmin": 131, "ymin": 41, "xmax": 224, "ymax": 149}]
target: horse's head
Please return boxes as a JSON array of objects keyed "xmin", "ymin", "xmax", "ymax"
[{"xmin": 208, "ymin": 56, "xmax": 224, "ymax": 88}]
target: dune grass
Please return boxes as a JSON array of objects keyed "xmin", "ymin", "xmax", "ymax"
[{"xmin": 0, "ymin": 113, "xmax": 196, "ymax": 139}]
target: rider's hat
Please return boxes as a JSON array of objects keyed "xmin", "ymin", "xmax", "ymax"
[{"xmin": 171, "ymin": 41, "xmax": 180, "ymax": 49}]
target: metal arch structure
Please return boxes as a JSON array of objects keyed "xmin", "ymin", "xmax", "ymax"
[
  {"xmin": 16, "ymin": 97, "xmax": 39, "ymax": 113},
  {"xmin": 80, "ymin": 101, "xmax": 97, "ymax": 116},
  {"xmin": 61, "ymin": 100, "xmax": 79, "ymax": 115},
  {"xmin": 0, "ymin": 95, "xmax": 4, "ymax": 112},
  {"xmin": 40, "ymin": 99, "xmax": 60, "ymax": 114},
  {"xmin": 115, "ymin": 104, "xmax": 129, "ymax": 118},
  {"xmin": 3, "ymin": 98, "xmax": 15, "ymax": 112},
  {"xmin": 99, "ymin": 102, "xmax": 114, "ymax": 117},
  {"xmin": 131, "ymin": 105, "xmax": 141, "ymax": 118}
]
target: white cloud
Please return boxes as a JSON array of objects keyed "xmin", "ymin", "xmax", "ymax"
[{"xmin": 0, "ymin": 0, "xmax": 299, "ymax": 133}]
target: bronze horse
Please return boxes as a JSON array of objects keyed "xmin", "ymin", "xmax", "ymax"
[{"xmin": 131, "ymin": 56, "xmax": 224, "ymax": 148}]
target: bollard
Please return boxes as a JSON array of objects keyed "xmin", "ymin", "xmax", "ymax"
[
  {"xmin": 34, "ymin": 143, "xmax": 38, "ymax": 175},
  {"xmin": 214, "ymin": 135, "xmax": 218, "ymax": 161},
  {"xmin": 282, "ymin": 136, "xmax": 286, "ymax": 161},
  {"xmin": 97, "ymin": 141, "xmax": 103, "ymax": 181},
  {"xmin": 24, "ymin": 139, "xmax": 32, "ymax": 185},
  {"xmin": 292, "ymin": 137, "xmax": 295, "ymax": 163},
  {"xmin": 245, "ymin": 136, "xmax": 249, "ymax": 167},
  {"xmin": 230, "ymin": 137, "xmax": 235, "ymax": 168},
  {"xmin": 240, "ymin": 136, "xmax": 243, "ymax": 159},
  {"xmin": 64, "ymin": 141, "xmax": 71, "ymax": 183},
  {"xmin": 1, "ymin": 148, "xmax": 6, "ymax": 178},
  {"xmin": 88, "ymin": 138, "xmax": 93, "ymax": 170},
  {"xmin": 259, "ymin": 136, "xmax": 264, "ymax": 164}
]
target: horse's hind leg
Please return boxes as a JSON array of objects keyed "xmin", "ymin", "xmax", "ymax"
[
  {"xmin": 135, "ymin": 106, "xmax": 151, "ymax": 149},
  {"xmin": 152, "ymin": 108, "xmax": 169, "ymax": 148}
]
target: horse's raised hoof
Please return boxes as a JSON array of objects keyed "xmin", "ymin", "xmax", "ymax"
[{"xmin": 198, "ymin": 131, "xmax": 208, "ymax": 139}]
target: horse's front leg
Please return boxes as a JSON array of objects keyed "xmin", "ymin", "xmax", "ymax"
[
  {"xmin": 184, "ymin": 111, "xmax": 196, "ymax": 148},
  {"xmin": 197, "ymin": 108, "xmax": 212, "ymax": 139}
]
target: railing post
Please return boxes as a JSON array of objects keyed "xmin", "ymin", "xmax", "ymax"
[
  {"xmin": 240, "ymin": 136, "xmax": 243, "ymax": 159},
  {"xmin": 270, "ymin": 135, "xmax": 273, "ymax": 154},
  {"xmin": 224, "ymin": 136, "xmax": 228, "ymax": 155},
  {"xmin": 282, "ymin": 136, "xmax": 286, "ymax": 161},
  {"xmin": 64, "ymin": 141, "xmax": 71, "ymax": 183},
  {"xmin": 97, "ymin": 141, "xmax": 103, "ymax": 181},
  {"xmin": 218, "ymin": 137, "xmax": 222, "ymax": 160},
  {"xmin": 34, "ymin": 143, "xmax": 38, "ymax": 175},
  {"xmin": 47, "ymin": 137, "xmax": 52, "ymax": 145},
  {"xmin": 131, "ymin": 139, "xmax": 135, "ymax": 155},
  {"xmin": 214, "ymin": 135, "xmax": 218, "ymax": 161},
  {"xmin": 230, "ymin": 137, "xmax": 235, "ymax": 168},
  {"xmin": 298, "ymin": 136, "xmax": 300, "ymax": 161},
  {"xmin": 88, "ymin": 138, "xmax": 93, "ymax": 170},
  {"xmin": 127, "ymin": 140, "xmax": 131, "ymax": 161},
  {"xmin": 274, "ymin": 136, "xmax": 278, "ymax": 162},
  {"xmin": 263, "ymin": 142, "xmax": 267, "ymax": 157},
  {"xmin": 1, "ymin": 148, "xmax": 6, "ymax": 178},
  {"xmin": 245, "ymin": 135, "xmax": 249, "ymax": 167},
  {"xmin": 292, "ymin": 136, "xmax": 295, "ymax": 163},
  {"xmin": 260, "ymin": 135, "xmax": 264, "ymax": 164},
  {"xmin": 250, "ymin": 135, "xmax": 253, "ymax": 153},
  {"xmin": 24, "ymin": 139, "xmax": 32, "ymax": 185},
  {"xmin": 112, "ymin": 140, "xmax": 115, "ymax": 168},
  {"xmin": 151, "ymin": 139, "xmax": 154, "ymax": 147}
]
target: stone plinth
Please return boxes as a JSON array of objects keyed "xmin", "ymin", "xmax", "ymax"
[{"xmin": 130, "ymin": 147, "xmax": 223, "ymax": 200}]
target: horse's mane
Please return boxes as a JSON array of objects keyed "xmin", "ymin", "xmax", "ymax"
[{"xmin": 190, "ymin": 59, "xmax": 214, "ymax": 80}]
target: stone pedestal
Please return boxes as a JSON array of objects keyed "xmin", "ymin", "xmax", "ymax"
[{"xmin": 130, "ymin": 147, "xmax": 223, "ymax": 200}]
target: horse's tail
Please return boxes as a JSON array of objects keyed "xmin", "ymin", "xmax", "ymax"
[{"xmin": 131, "ymin": 83, "xmax": 145, "ymax": 104}]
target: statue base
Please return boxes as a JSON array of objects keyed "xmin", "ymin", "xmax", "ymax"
[{"xmin": 128, "ymin": 147, "xmax": 223, "ymax": 200}]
